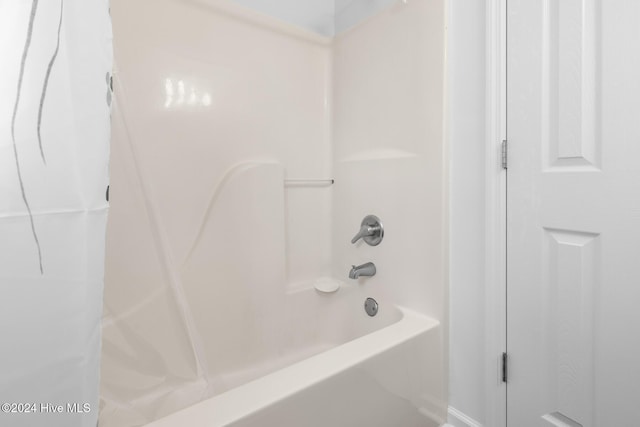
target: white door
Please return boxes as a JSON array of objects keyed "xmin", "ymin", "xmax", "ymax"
[{"xmin": 507, "ymin": 0, "xmax": 640, "ymax": 426}]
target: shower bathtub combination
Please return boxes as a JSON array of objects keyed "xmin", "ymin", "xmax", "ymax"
[{"xmin": 100, "ymin": 0, "xmax": 448, "ymax": 426}]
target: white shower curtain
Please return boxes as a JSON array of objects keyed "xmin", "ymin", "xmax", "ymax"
[{"xmin": 0, "ymin": 1, "xmax": 111, "ymax": 426}]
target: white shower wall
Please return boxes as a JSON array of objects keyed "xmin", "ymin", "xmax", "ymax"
[
  {"xmin": 331, "ymin": 1, "xmax": 447, "ymax": 415},
  {"xmin": 332, "ymin": 0, "xmax": 447, "ymax": 323},
  {"xmin": 102, "ymin": 1, "xmax": 332, "ymax": 423}
]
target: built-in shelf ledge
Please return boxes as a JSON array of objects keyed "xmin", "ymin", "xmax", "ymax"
[{"xmin": 284, "ymin": 179, "xmax": 334, "ymax": 187}]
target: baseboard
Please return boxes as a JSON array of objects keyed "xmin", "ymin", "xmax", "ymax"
[{"xmin": 447, "ymin": 406, "xmax": 483, "ymax": 427}]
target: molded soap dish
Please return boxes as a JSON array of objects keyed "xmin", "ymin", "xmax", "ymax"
[{"xmin": 314, "ymin": 277, "xmax": 341, "ymax": 293}]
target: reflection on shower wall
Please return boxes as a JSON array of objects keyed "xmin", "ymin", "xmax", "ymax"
[{"xmin": 100, "ymin": 0, "xmax": 331, "ymax": 424}]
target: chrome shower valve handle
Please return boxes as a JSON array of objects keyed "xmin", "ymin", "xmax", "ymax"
[
  {"xmin": 351, "ymin": 224, "xmax": 380, "ymax": 243},
  {"xmin": 351, "ymin": 215, "xmax": 383, "ymax": 246}
]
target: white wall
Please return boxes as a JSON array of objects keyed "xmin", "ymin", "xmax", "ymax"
[
  {"xmin": 0, "ymin": 1, "xmax": 111, "ymax": 427},
  {"xmin": 231, "ymin": 0, "xmax": 397, "ymax": 36},
  {"xmin": 335, "ymin": 0, "xmax": 396, "ymax": 34},
  {"xmin": 232, "ymin": 0, "xmax": 335, "ymax": 36}
]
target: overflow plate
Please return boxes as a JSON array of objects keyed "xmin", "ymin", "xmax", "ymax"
[{"xmin": 364, "ymin": 297, "xmax": 378, "ymax": 317}]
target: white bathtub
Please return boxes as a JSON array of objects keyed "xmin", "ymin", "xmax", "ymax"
[{"xmin": 145, "ymin": 286, "xmax": 446, "ymax": 427}]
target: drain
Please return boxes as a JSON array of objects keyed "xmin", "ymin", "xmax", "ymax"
[{"xmin": 364, "ymin": 297, "xmax": 378, "ymax": 317}]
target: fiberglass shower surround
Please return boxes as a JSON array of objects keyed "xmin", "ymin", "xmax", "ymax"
[
  {"xmin": 0, "ymin": 1, "xmax": 112, "ymax": 427},
  {"xmin": 101, "ymin": 0, "xmax": 446, "ymax": 425}
]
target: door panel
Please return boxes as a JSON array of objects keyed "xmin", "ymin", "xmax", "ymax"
[{"xmin": 507, "ymin": 0, "xmax": 640, "ymax": 426}]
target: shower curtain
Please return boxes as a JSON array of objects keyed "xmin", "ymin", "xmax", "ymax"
[{"xmin": 0, "ymin": 1, "xmax": 111, "ymax": 426}]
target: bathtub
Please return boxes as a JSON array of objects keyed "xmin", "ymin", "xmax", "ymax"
[{"xmin": 144, "ymin": 284, "xmax": 446, "ymax": 427}]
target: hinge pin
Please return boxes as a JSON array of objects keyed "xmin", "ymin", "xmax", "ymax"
[
  {"xmin": 501, "ymin": 139, "xmax": 508, "ymax": 170},
  {"xmin": 502, "ymin": 352, "xmax": 508, "ymax": 383}
]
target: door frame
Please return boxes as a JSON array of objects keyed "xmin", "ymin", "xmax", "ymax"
[
  {"xmin": 447, "ymin": 0, "xmax": 507, "ymax": 424},
  {"xmin": 484, "ymin": 0, "xmax": 507, "ymax": 425}
]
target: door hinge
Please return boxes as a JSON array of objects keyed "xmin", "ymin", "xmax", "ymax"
[
  {"xmin": 502, "ymin": 352, "xmax": 508, "ymax": 383},
  {"xmin": 501, "ymin": 139, "xmax": 508, "ymax": 170}
]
